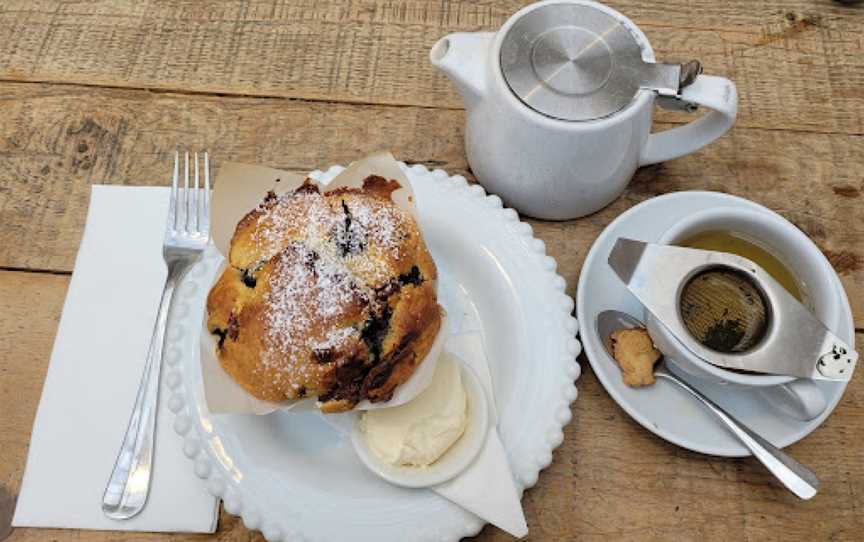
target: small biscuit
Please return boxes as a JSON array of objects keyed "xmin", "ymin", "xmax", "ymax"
[{"xmin": 610, "ymin": 328, "xmax": 661, "ymax": 387}]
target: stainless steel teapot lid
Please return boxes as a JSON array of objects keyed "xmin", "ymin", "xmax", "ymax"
[{"xmin": 500, "ymin": 3, "xmax": 699, "ymax": 121}]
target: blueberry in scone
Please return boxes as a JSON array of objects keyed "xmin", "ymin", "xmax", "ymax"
[{"xmin": 206, "ymin": 176, "xmax": 442, "ymax": 413}]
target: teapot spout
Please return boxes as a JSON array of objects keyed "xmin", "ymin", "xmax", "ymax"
[{"xmin": 430, "ymin": 32, "xmax": 494, "ymax": 106}]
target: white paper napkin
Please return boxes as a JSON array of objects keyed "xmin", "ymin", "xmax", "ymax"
[
  {"xmin": 436, "ymin": 332, "xmax": 528, "ymax": 538},
  {"xmin": 13, "ymin": 185, "xmax": 219, "ymax": 533}
]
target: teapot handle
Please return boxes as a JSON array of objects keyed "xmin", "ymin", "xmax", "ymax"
[{"xmin": 639, "ymin": 75, "xmax": 738, "ymax": 166}]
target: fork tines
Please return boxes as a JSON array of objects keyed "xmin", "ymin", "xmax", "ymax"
[{"xmin": 169, "ymin": 150, "xmax": 210, "ymax": 237}]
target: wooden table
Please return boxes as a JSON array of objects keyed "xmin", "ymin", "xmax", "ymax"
[{"xmin": 1, "ymin": 1, "xmax": 862, "ymax": 540}]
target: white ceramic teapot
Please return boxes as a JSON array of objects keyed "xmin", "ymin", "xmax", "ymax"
[{"xmin": 430, "ymin": 0, "xmax": 738, "ymax": 220}]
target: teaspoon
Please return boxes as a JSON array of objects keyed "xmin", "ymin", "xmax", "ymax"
[{"xmin": 597, "ymin": 309, "xmax": 820, "ymax": 500}]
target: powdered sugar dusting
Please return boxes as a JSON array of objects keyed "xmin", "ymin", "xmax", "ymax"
[
  {"xmin": 260, "ymin": 244, "xmax": 366, "ymax": 387},
  {"xmin": 312, "ymin": 326, "xmax": 359, "ymax": 352},
  {"xmin": 245, "ymin": 180, "xmax": 415, "ymax": 395},
  {"xmin": 252, "ymin": 192, "xmax": 338, "ymax": 259},
  {"xmin": 345, "ymin": 195, "xmax": 410, "ymax": 256},
  {"xmin": 252, "ymin": 187, "xmax": 411, "ymax": 266}
]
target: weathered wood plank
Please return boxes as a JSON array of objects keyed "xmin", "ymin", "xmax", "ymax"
[
  {"xmin": 0, "ymin": 271, "xmax": 67, "ymax": 541},
  {"xmin": 1, "ymin": 2, "xmax": 863, "ymax": 541},
  {"xmin": 0, "ymin": 81, "xmax": 473, "ymax": 271},
  {"xmin": 0, "ymin": 1, "xmax": 862, "ymax": 134},
  {"xmin": 1, "ymin": 271, "xmax": 863, "ymax": 541},
  {"xmin": 0, "ymin": 81, "xmax": 861, "ymax": 325}
]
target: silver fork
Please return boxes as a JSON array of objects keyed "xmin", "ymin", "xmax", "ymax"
[{"xmin": 102, "ymin": 150, "xmax": 211, "ymax": 520}]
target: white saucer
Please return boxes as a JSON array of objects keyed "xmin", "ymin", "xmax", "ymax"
[{"xmin": 576, "ymin": 191, "xmax": 855, "ymax": 457}]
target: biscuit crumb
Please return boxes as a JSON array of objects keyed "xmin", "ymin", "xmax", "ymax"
[{"xmin": 610, "ymin": 328, "xmax": 661, "ymax": 387}]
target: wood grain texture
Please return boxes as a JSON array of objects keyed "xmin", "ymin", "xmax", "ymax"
[
  {"xmin": 0, "ymin": 272, "xmax": 66, "ymax": 542},
  {"xmin": 0, "ymin": 81, "xmax": 861, "ymax": 326},
  {"xmin": 0, "ymin": 1, "xmax": 862, "ymax": 134},
  {"xmin": 1, "ymin": 271, "xmax": 862, "ymax": 542},
  {"xmin": 1, "ymin": 1, "xmax": 863, "ymax": 540}
]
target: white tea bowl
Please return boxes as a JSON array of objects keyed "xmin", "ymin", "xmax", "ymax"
[{"xmin": 350, "ymin": 359, "xmax": 489, "ymax": 488}]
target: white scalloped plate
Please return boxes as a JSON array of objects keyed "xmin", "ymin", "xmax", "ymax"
[{"xmin": 163, "ymin": 163, "xmax": 580, "ymax": 542}]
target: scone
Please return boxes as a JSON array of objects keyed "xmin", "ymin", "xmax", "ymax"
[{"xmin": 206, "ymin": 175, "xmax": 442, "ymax": 413}]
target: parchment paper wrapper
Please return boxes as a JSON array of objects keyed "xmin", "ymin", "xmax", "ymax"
[{"xmin": 200, "ymin": 152, "xmax": 445, "ymax": 415}]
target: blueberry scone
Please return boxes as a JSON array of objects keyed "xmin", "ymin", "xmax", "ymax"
[{"xmin": 206, "ymin": 176, "xmax": 442, "ymax": 413}]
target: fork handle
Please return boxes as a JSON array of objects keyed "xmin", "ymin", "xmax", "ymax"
[
  {"xmin": 102, "ymin": 262, "xmax": 185, "ymax": 520},
  {"xmin": 657, "ymin": 372, "xmax": 820, "ymax": 500}
]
